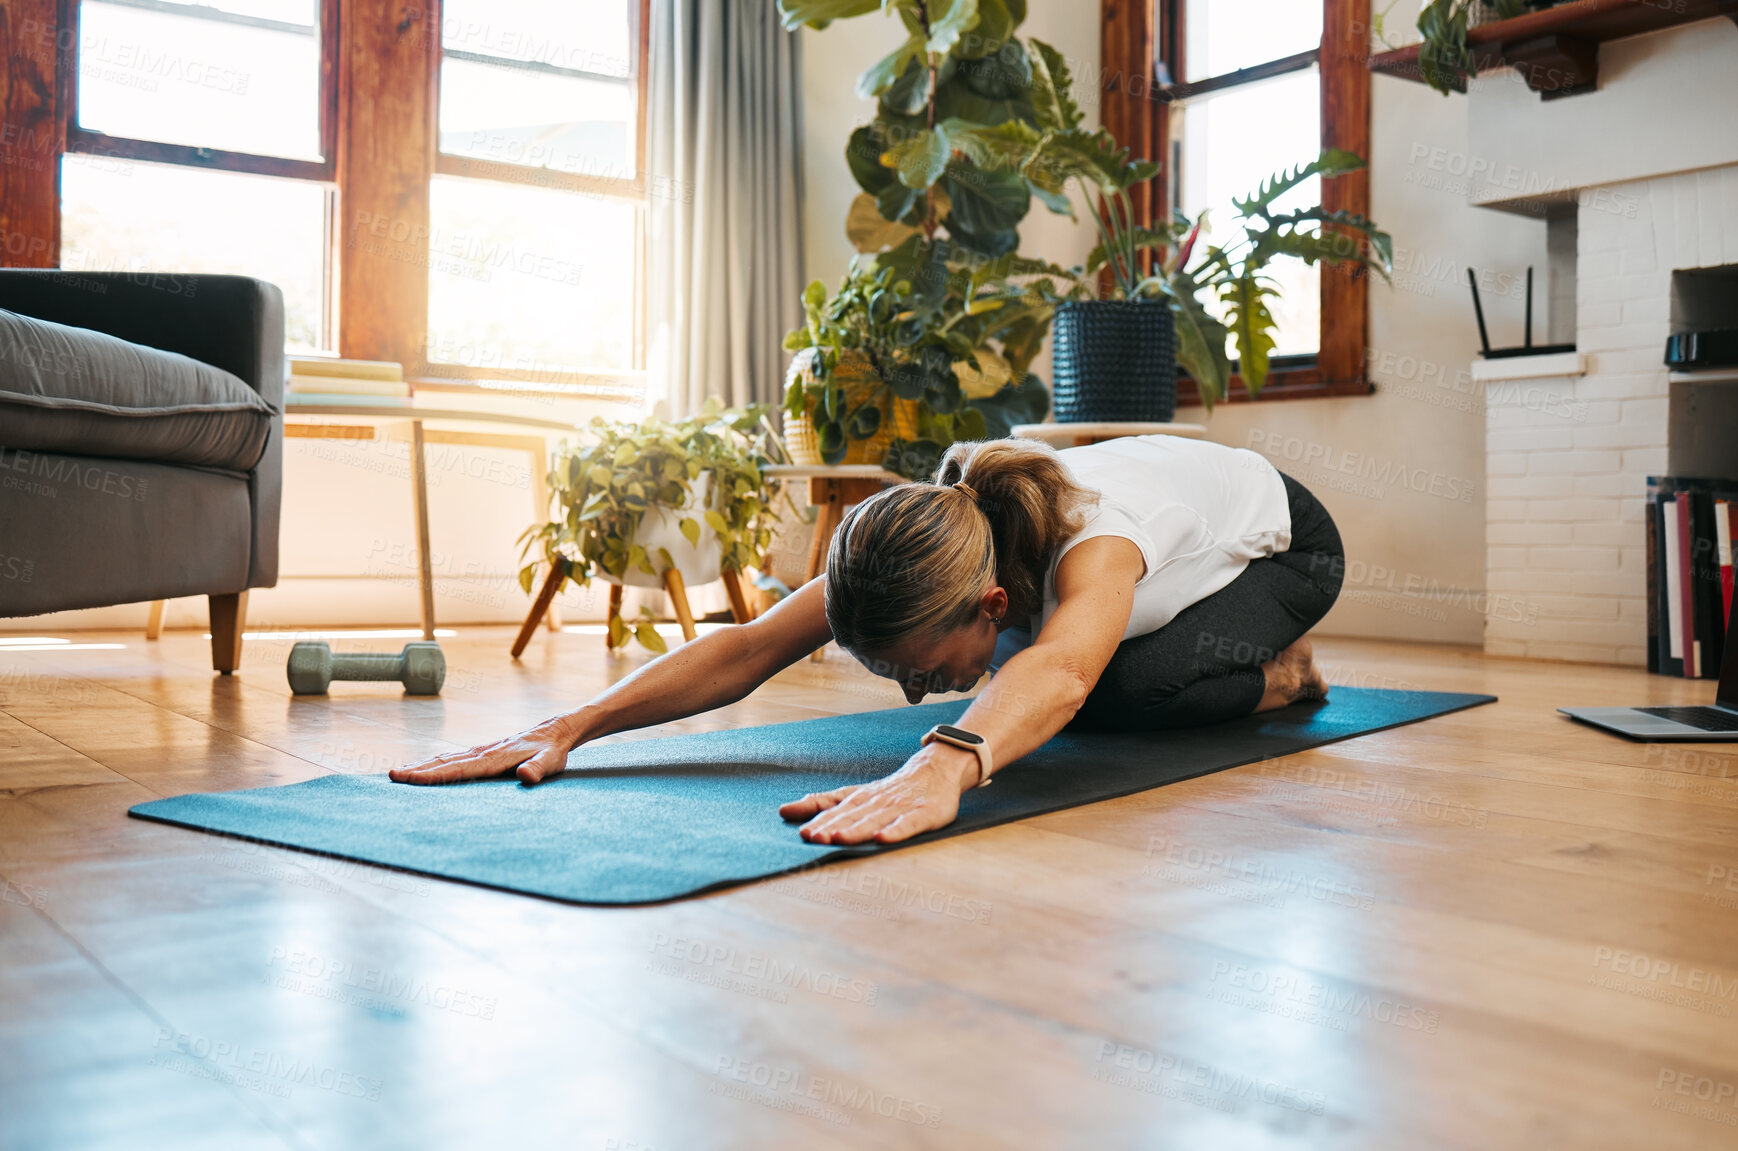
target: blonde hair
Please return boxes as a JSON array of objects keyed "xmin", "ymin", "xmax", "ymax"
[{"xmin": 824, "ymin": 439, "xmax": 1096, "ymax": 654}]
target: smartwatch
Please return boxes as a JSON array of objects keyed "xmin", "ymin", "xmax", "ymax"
[{"xmin": 921, "ymin": 723, "xmax": 994, "ymax": 788}]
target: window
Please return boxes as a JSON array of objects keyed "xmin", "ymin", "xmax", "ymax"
[
  {"xmin": 32, "ymin": 0, "xmax": 650, "ymax": 386},
  {"xmin": 426, "ymin": 0, "xmax": 647, "ymax": 384},
  {"xmin": 1173, "ymin": 1, "xmax": 1323, "ymax": 358},
  {"xmin": 75, "ymin": 0, "xmax": 325, "ymax": 161},
  {"xmin": 1102, "ymin": 0, "xmax": 1372, "ymax": 402},
  {"xmin": 59, "ymin": 0, "xmax": 339, "ymax": 349}
]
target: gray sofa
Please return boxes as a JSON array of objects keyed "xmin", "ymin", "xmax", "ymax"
[{"xmin": 0, "ymin": 271, "xmax": 284, "ymax": 672}]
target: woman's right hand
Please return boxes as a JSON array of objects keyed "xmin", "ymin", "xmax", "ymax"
[{"xmin": 388, "ymin": 713, "xmax": 585, "ymax": 786}]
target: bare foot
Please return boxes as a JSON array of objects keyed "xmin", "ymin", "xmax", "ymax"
[{"xmin": 1256, "ymin": 638, "xmax": 1329, "ymax": 712}]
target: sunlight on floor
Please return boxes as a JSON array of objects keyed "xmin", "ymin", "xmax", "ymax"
[{"xmin": 0, "ymin": 637, "xmax": 127, "ymax": 651}]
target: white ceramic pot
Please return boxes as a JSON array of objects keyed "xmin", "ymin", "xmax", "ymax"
[{"xmin": 599, "ymin": 473, "xmax": 724, "ymax": 590}]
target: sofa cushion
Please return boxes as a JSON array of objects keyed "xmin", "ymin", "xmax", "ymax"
[{"xmin": 0, "ymin": 307, "xmax": 276, "ymax": 471}]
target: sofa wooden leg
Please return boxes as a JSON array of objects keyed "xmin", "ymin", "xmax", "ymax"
[
  {"xmin": 209, "ymin": 591, "xmax": 248, "ymax": 674},
  {"xmin": 145, "ymin": 600, "xmax": 166, "ymax": 640}
]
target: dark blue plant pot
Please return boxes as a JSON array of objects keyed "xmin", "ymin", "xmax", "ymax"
[{"xmin": 1050, "ymin": 300, "xmax": 1177, "ymax": 423}]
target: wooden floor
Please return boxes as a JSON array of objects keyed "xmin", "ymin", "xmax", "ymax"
[{"xmin": 3, "ymin": 626, "xmax": 1737, "ymax": 1150}]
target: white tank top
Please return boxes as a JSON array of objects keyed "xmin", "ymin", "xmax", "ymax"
[{"xmin": 1023, "ymin": 435, "xmax": 1293, "ymax": 643}]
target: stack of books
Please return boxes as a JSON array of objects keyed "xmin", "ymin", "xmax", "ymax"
[
  {"xmin": 284, "ymin": 357, "xmax": 410, "ymax": 407},
  {"xmin": 1647, "ymin": 476, "xmax": 1737, "ymax": 678}
]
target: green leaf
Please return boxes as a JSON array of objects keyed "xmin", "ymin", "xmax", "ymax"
[
  {"xmin": 1222, "ymin": 273, "xmax": 1279, "ymax": 395},
  {"xmin": 774, "ymin": 0, "xmax": 881, "ymax": 31},
  {"xmin": 940, "ymin": 161, "xmax": 1029, "ymax": 242},
  {"xmin": 607, "ymin": 610, "xmax": 629, "ymax": 649},
  {"xmin": 1415, "ymin": 0, "xmax": 1471, "ymax": 95},
  {"xmin": 801, "ymin": 281, "xmax": 828, "ymax": 329},
  {"xmin": 847, "ymin": 402, "xmax": 882, "ymax": 439},
  {"xmin": 944, "ymin": 118, "xmax": 1042, "ymax": 171},
  {"xmin": 679, "ymin": 517, "xmax": 702, "ymax": 548},
  {"xmin": 518, "ymin": 564, "xmax": 537, "ymax": 595},
  {"xmin": 857, "ymin": 35, "xmax": 924, "ymax": 101},
  {"xmin": 1232, "ymin": 149, "xmax": 1368, "ymax": 219},
  {"xmin": 1027, "ymin": 38, "xmax": 1081, "ymax": 131},
  {"xmin": 957, "ymin": 30, "xmax": 1028, "ymax": 90},
  {"xmin": 1085, "ymin": 223, "xmax": 1182, "ymax": 275},
  {"xmin": 925, "ymin": 0, "xmax": 979, "ymax": 54},
  {"xmin": 884, "ymin": 126, "xmax": 951, "ymax": 190},
  {"xmin": 1157, "ymin": 270, "xmax": 1233, "ymax": 411},
  {"xmin": 634, "ymin": 620, "xmax": 669, "ymax": 654},
  {"xmin": 847, "ymin": 191, "xmax": 920, "ymax": 252},
  {"xmin": 879, "ymin": 52, "xmax": 931, "ymax": 117},
  {"xmin": 845, "ymin": 125, "xmax": 895, "ymax": 196},
  {"xmin": 953, "ymin": 0, "xmax": 1012, "ymax": 59},
  {"xmin": 704, "ymin": 509, "xmax": 731, "ymax": 535}
]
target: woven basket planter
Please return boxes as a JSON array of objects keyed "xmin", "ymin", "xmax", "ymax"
[
  {"xmin": 1050, "ymin": 299, "xmax": 1177, "ymax": 423},
  {"xmin": 783, "ymin": 347, "xmax": 920, "ymax": 466}
]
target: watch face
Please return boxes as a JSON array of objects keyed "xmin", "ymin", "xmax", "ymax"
[{"xmin": 933, "ymin": 724, "xmax": 983, "ymax": 744}]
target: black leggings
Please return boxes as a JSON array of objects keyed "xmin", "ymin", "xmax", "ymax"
[{"xmin": 1068, "ymin": 471, "xmax": 1344, "ymax": 732}]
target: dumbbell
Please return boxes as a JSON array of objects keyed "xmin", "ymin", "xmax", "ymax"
[{"xmin": 287, "ymin": 641, "xmax": 446, "ymax": 695}]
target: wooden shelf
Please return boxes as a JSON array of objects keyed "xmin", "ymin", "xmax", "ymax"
[{"xmin": 1369, "ymin": 0, "xmax": 1738, "ymax": 99}]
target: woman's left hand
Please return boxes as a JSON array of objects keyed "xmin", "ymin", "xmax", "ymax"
[{"xmin": 779, "ymin": 745, "xmax": 979, "ymax": 845}]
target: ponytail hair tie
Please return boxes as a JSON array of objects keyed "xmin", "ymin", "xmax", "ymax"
[{"xmin": 951, "ymin": 480, "xmax": 980, "ymax": 502}]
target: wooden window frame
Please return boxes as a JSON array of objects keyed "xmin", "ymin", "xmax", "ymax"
[
  {"xmin": 2, "ymin": 0, "xmax": 648, "ymax": 401},
  {"xmin": 1101, "ymin": 0, "xmax": 1372, "ymax": 406}
]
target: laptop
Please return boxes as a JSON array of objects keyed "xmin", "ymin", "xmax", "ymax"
[{"xmin": 1559, "ymin": 612, "xmax": 1738, "ymax": 740}]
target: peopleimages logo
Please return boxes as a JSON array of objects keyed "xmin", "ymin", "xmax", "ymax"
[
  {"xmin": 1207, "ymin": 961, "xmax": 1440, "ymax": 1034},
  {"xmin": 1590, "ymin": 946, "xmax": 1738, "ymax": 1016},
  {"xmin": 647, "ymin": 933, "xmax": 880, "ymax": 1005},
  {"xmin": 1091, "ymin": 1042, "xmax": 1327, "ymax": 1115}
]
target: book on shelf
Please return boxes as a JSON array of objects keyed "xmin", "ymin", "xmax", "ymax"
[
  {"xmin": 1647, "ymin": 476, "xmax": 1738, "ymax": 679},
  {"xmin": 285, "ymin": 355, "xmax": 403, "ymax": 382}
]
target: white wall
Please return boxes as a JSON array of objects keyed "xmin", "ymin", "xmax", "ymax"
[
  {"xmin": 800, "ymin": 3, "xmax": 1551, "ymax": 646},
  {"xmin": 1465, "ymin": 19, "xmax": 1738, "ymax": 210}
]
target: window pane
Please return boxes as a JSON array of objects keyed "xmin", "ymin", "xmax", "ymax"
[
  {"xmin": 439, "ymin": 59, "xmax": 634, "ymax": 179},
  {"xmin": 1179, "ymin": 69, "xmax": 1321, "ymax": 358},
  {"xmin": 439, "ymin": 0, "xmax": 636, "ymax": 180},
  {"xmin": 77, "ymin": 0, "xmax": 323, "ymax": 161},
  {"xmin": 1184, "ymin": 0, "xmax": 1321, "ymax": 82},
  {"xmin": 442, "ymin": 0, "xmax": 630, "ymax": 72},
  {"xmin": 426, "ymin": 176, "xmax": 635, "ymax": 374},
  {"xmin": 59, "ymin": 158, "xmax": 330, "ymax": 351}
]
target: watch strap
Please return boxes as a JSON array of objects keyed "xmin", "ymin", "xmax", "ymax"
[{"xmin": 922, "ymin": 725, "xmax": 994, "ymax": 787}]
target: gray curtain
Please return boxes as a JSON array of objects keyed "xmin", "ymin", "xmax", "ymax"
[{"xmin": 646, "ymin": 0, "xmax": 805, "ymax": 417}]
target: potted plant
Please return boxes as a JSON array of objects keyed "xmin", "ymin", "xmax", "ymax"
[
  {"xmin": 777, "ymin": 0, "xmax": 1057, "ymax": 475},
  {"xmin": 518, "ymin": 400, "xmax": 778, "ymax": 653},
  {"xmin": 954, "ymin": 53, "xmax": 1394, "ymax": 411},
  {"xmin": 1413, "ymin": 0, "xmax": 1565, "ymax": 95}
]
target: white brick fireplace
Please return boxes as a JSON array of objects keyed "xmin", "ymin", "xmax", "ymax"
[{"xmin": 1482, "ymin": 164, "xmax": 1738, "ymax": 665}]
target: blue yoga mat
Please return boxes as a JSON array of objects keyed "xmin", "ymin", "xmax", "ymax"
[{"xmin": 129, "ymin": 687, "xmax": 1495, "ymax": 904}]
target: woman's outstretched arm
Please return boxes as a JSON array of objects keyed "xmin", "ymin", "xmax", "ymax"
[
  {"xmin": 780, "ymin": 535, "xmax": 1144, "ymax": 844},
  {"xmin": 389, "ymin": 578, "xmax": 834, "ymax": 785}
]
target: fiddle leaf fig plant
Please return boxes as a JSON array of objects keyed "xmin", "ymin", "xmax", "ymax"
[
  {"xmin": 780, "ymin": 0, "xmax": 1057, "ymax": 474},
  {"xmin": 518, "ymin": 400, "xmax": 777, "ymax": 653}
]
